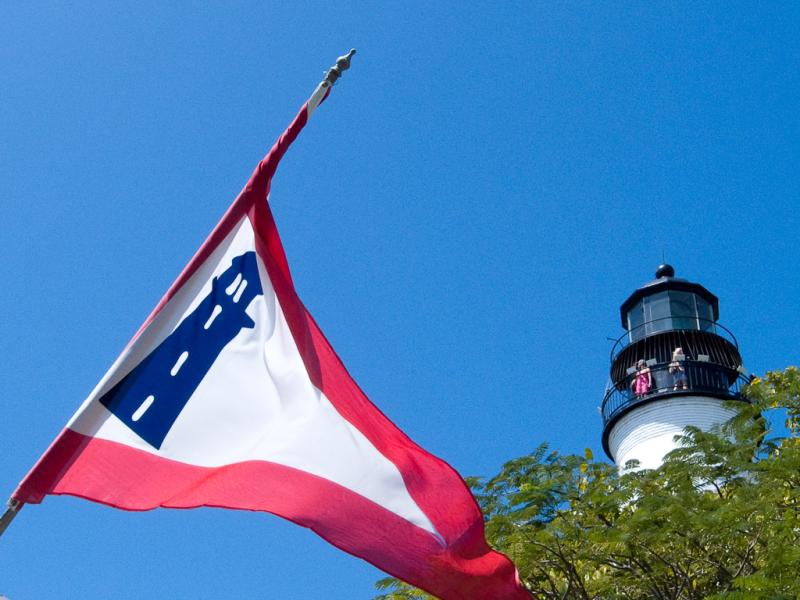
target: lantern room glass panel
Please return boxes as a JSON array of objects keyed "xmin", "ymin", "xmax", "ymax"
[
  {"xmin": 627, "ymin": 300, "xmax": 645, "ymax": 342},
  {"xmin": 669, "ymin": 291, "xmax": 696, "ymax": 330},
  {"xmin": 644, "ymin": 292, "xmax": 671, "ymax": 335},
  {"xmin": 696, "ymin": 296, "xmax": 715, "ymax": 332}
]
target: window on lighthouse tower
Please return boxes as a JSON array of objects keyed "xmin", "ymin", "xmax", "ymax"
[
  {"xmin": 668, "ymin": 291, "xmax": 696, "ymax": 330},
  {"xmin": 627, "ymin": 300, "xmax": 645, "ymax": 340},
  {"xmin": 696, "ymin": 296, "xmax": 715, "ymax": 332},
  {"xmin": 644, "ymin": 292, "xmax": 671, "ymax": 335}
]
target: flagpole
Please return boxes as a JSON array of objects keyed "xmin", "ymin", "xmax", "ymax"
[
  {"xmin": 0, "ymin": 499, "xmax": 22, "ymax": 539},
  {"xmin": 0, "ymin": 51, "xmax": 357, "ymax": 544}
]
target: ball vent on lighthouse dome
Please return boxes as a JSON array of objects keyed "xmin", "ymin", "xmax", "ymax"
[{"xmin": 655, "ymin": 263, "xmax": 675, "ymax": 279}]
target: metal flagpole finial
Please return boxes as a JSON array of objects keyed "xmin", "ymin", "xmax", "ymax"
[{"xmin": 324, "ymin": 49, "xmax": 356, "ymax": 85}]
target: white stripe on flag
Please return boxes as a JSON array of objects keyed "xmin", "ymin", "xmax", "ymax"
[{"xmin": 67, "ymin": 218, "xmax": 441, "ymax": 540}]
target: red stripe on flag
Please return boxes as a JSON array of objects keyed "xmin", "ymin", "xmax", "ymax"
[{"xmin": 22, "ymin": 430, "xmax": 527, "ymax": 600}]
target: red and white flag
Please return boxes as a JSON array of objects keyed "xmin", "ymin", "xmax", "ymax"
[{"xmin": 13, "ymin": 75, "xmax": 529, "ymax": 600}]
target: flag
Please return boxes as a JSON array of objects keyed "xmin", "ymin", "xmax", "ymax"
[{"xmin": 13, "ymin": 76, "xmax": 530, "ymax": 600}]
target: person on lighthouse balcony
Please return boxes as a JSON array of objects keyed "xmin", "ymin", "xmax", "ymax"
[
  {"xmin": 669, "ymin": 347, "xmax": 688, "ymax": 391},
  {"xmin": 632, "ymin": 359, "xmax": 651, "ymax": 397}
]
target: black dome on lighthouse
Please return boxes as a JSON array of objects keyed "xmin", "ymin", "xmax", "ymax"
[{"xmin": 655, "ymin": 263, "xmax": 675, "ymax": 278}]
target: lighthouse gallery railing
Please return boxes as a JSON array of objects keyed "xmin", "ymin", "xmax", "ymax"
[{"xmin": 601, "ymin": 360, "xmax": 751, "ymax": 426}]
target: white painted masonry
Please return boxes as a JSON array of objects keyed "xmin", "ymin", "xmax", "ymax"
[{"xmin": 608, "ymin": 396, "xmax": 737, "ymax": 470}]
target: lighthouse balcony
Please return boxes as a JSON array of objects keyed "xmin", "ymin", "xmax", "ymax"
[
  {"xmin": 601, "ymin": 359, "xmax": 751, "ymax": 427},
  {"xmin": 610, "ymin": 317, "xmax": 739, "ymax": 363},
  {"xmin": 609, "ymin": 319, "xmax": 743, "ymax": 386}
]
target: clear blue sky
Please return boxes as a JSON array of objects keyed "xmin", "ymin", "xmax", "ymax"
[{"xmin": 2, "ymin": 3, "xmax": 798, "ymax": 598}]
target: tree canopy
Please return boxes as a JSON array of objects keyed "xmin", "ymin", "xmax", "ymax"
[{"xmin": 375, "ymin": 367, "xmax": 800, "ymax": 599}]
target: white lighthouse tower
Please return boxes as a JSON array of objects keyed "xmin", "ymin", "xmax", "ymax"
[{"xmin": 601, "ymin": 265, "xmax": 749, "ymax": 470}]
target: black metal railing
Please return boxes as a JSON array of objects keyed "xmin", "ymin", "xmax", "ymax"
[
  {"xmin": 609, "ymin": 317, "xmax": 738, "ymax": 362},
  {"xmin": 601, "ymin": 360, "xmax": 750, "ymax": 426}
]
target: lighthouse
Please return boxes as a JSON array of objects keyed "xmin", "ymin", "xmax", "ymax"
[{"xmin": 601, "ymin": 265, "xmax": 750, "ymax": 469}]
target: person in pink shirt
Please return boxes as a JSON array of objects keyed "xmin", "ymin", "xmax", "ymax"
[{"xmin": 632, "ymin": 359, "xmax": 651, "ymax": 396}]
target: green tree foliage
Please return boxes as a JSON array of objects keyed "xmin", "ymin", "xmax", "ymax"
[{"xmin": 375, "ymin": 367, "xmax": 800, "ymax": 599}]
